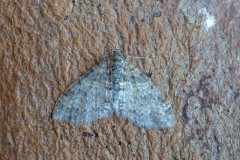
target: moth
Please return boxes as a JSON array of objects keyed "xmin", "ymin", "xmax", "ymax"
[{"xmin": 52, "ymin": 50, "xmax": 176, "ymax": 129}]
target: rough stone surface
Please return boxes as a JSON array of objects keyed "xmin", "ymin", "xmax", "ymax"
[{"xmin": 0, "ymin": 0, "xmax": 239, "ymax": 159}]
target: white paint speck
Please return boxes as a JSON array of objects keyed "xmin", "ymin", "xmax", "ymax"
[{"xmin": 199, "ymin": 8, "xmax": 215, "ymax": 30}]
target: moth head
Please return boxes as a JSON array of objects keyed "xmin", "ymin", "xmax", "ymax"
[{"xmin": 112, "ymin": 49, "xmax": 126, "ymax": 60}]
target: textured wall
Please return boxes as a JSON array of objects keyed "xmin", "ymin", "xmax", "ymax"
[{"xmin": 0, "ymin": 0, "xmax": 239, "ymax": 159}]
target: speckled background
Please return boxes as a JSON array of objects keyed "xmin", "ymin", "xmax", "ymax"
[{"xmin": 0, "ymin": 0, "xmax": 239, "ymax": 159}]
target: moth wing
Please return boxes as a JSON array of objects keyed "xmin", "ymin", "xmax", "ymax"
[
  {"xmin": 118, "ymin": 60, "xmax": 176, "ymax": 129},
  {"xmin": 52, "ymin": 62, "xmax": 113, "ymax": 125}
]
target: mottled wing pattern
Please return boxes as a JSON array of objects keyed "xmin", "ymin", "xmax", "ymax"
[
  {"xmin": 52, "ymin": 62, "xmax": 113, "ymax": 125},
  {"xmin": 118, "ymin": 60, "xmax": 176, "ymax": 129}
]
